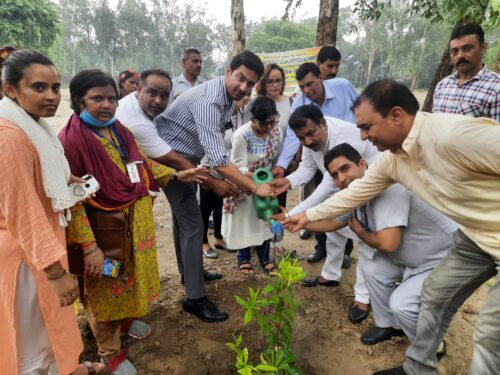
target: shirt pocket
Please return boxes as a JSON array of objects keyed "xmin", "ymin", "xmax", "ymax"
[{"xmin": 458, "ymin": 101, "xmax": 481, "ymax": 117}]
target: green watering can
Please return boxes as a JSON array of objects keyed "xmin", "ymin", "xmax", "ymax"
[{"xmin": 251, "ymin": 168, "xmax": 279, "ymax": 224}]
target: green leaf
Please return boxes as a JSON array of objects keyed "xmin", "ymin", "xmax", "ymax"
[{"xmin": 244, "ymin": 309, "xmax": 254, "ymax": 325}]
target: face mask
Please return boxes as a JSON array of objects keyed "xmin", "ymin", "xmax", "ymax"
[{"xmin": 79, "ymin": 109, "xmax": 116, "ymax": 127}]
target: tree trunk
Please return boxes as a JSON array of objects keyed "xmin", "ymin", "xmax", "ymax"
[
  {"xmin": 316, "ymin": 0, "xmax": 339, "ymax": 46},
  {"xmin": 495, "ymin": 49, "xmax": 500, "ymax": 73},
  {"xmin": 231, "ymin": 0, "xmax": 245, "ymax": 56},
  {"xmin": 421, "ymin": 45, "xmax": 453, "ymax": 111}
]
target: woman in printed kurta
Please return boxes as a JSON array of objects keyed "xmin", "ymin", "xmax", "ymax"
[
  {"xmin": 0, "ymin": 50, "xmax": 103, "ymax": 375},
  {"xmin": 222, "ymin": 96, "xmax": 283, "ymax": 275},
  {"xmin": 59, "ymin": 69, "xmax": 204, "ymax": 375}
]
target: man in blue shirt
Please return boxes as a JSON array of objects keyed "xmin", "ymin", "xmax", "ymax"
[{"xmin": 155, "ymin": 51, "xmax": 274, "ymax": 323}]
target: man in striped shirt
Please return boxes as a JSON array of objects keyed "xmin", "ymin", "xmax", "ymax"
[
  {"xmin": 155, "ymin": 51, "xmax": 272, "ymax": 322},
  {"xmin": 433, "ymin": 24, "xmax": 500, "ymax": 121}
]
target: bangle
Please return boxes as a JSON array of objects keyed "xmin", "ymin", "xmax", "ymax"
[
  {"xmin": 83, "ymin": 247, "xmax": 99, "ymax": 258},
  {"xmin": 47, "ymin": 269, "xmax": 67, "ymax": 280}
]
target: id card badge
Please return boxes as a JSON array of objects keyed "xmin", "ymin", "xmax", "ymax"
[{"xmin": 126, "ymin": 161, "xmax": 142, "ymax": 183}]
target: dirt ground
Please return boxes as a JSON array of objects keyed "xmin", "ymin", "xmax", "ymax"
[{"xmin": 48, "ymin": 91, "xmax": 488, "ymax": 374}]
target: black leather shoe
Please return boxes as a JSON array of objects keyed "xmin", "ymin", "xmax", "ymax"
[
  {"xmin": 361, "ymin": 326, "xmax": 406, "ymax": 345},
  {"xmin": 299, "ymin": 229, "xmax": 312, "ymax": 239},
  {"xmin": 182, "ymin": 297, "xmax": 229, "ymax": 322},
  {"xmin": 437, "ymin": 340, "xmax": 447, "ymax": 361},
  {"xmin": 306, "ymin": 246, "xmax": 326, "ymax": 263},
  {"xmin": 342, "ymin": 254, "xmax": 352, "ymax": 269},
  {"xmin": 372, "ymin": 366, "xmax": 406, "ymax": 375},
  {"xmin": 348, "ymin": 303, "xmax": 369, "ymax": 324},
  {"xmin": 181, "ymin": 269, "xmax": 223, "ymax": 284},
  {"xmin": 302, "ymin": 276, "xmax": 339, "ymax": 287}
]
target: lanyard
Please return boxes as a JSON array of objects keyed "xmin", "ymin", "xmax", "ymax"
[
  {"xmin": 354, "ymin": 205, "xmax": 371, "ymax": 232},
  {"xmin": 90, "ymin": 125, "xmax": 128, "ymax": 161}
]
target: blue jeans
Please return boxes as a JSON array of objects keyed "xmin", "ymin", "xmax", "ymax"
[{"xmin": 237, "ymin": 240, "xmax": 270, "ymax": 266}]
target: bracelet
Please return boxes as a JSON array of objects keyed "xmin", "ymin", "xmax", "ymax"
[
  {"xmin": 83, "ymin": 247, "xmax": 99, "ymax": 258},
  {"xmin": 47, "ymin": 269, "xmax": 67, "ymax": 281}
]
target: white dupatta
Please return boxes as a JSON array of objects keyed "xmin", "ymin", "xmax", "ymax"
[{"xmin": 0, "ymin": 97, "xmax": 75, "ymax": 225}]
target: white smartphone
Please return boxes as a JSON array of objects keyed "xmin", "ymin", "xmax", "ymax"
[{"xmin": 69, "ymin": 174, "xmax": 100, "ymax": 201}]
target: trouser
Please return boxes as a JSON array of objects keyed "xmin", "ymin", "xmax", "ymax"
[
  {"xmin": 323, "ymin": 228, "xmax": 369, "ymax": 304},
  {"xmin": 199, "ymin": 187, "xmax": 223, "ymax": 244},
  {"xmin": 403, "ymin": 229, "xmax": 499, "ymax": 375},
  {"xmin": 362, "ymin": 251, "xmax": 431, "ymax": 342},
  {"xmin": 237, "ymin": 240, "xmax": 270, "ymax": 266},
  {"xmin": 16, "ymin": 262, "xmax": 59, "ymax": 375},
  {"xmin": 83, "ymin": 297, "xmax": 123, "ymax": 361},
  {"xmin": 164, "ymin": 180, "xmax": 206, "ymax": 299}
]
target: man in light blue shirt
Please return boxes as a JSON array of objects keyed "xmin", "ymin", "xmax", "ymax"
[
  {"xmin": 169, "ymin": 47, "xmax": 207, "ymax": 103},
  {"xmin": 274, "ymin": 62, "xmax": 358, "ymax": 172}
]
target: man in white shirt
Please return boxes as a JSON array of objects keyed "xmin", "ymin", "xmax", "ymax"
[
  {"xmin": 170, "ymin": 47, "xmax": 207, "ymax": 103},
  {"xmin": 116, "ymin": 69, "xmax": 226, "ymax": 322},
  {"xmin": 272, "ymin": 105, "xmax": 378, "ymax": 323}
]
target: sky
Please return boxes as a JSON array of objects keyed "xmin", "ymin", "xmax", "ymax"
[
  {"xmin": 188, "ymin": 0, "xmax": 357, "ymax": 25},
  {"xmin": 104, "ymin": 0, "xmax": 357, "ymax": 24}
]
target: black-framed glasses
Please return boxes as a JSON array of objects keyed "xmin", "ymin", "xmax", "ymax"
[
  {"xmin": 266, "ymin": 79, "xmax": 283, "ymax": 86},
  {"xmin": 254, "ymin": 115, "xmax": 280, "ymax": 128}
]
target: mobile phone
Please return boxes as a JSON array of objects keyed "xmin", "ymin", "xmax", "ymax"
[
  {"xmin": 102, "ymin": 257, "xmax": 123, "ymax": 278},
  {"xmin": 69, "ymin": 174, "xmax": 100, "ymax": 201}
]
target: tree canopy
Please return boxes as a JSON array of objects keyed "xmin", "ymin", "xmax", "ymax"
[{"xmin": 0, "ymin": 0, "xmax": 59, "ymax": 52}]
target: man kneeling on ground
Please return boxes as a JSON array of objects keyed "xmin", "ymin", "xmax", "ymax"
[{"xmin": 303, "ymin": 143, "xmax": 455, "ymax": 354}]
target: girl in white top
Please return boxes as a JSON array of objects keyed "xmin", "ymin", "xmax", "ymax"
[{"xmin": 222, "ymin": 96, "xmax": 283, "ymax": 275}]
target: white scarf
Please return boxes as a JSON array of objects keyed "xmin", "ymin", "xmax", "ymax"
[{"xmin": 0, "ymin": 97, "xmax": 75, "ymax": 225}]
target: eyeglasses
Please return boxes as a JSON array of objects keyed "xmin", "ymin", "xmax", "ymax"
[
  {"xmin": 254, "ymin": 115, "xmax": 280, "ymax": 127},
  {"xmin": 266, "ymin": 79, "xmax": 283, "ymax": 86}
]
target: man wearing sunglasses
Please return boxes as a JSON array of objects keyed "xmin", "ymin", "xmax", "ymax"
[{"xmin": 304, "ymin": 143, "xmax": 455, "ymax": 354}]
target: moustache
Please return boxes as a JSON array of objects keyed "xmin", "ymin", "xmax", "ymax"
[{"xmin": 456, "ymin": 58, "xmax": 469, "ymax": 65}]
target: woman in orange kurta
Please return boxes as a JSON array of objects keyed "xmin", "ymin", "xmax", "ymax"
[{"xmin": 0, "ymin": 50, "xmax": 102, "ymax": 374}]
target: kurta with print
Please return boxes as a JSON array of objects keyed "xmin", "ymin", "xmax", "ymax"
[
  {"xmin": 222, "ymin": 122, "xmax": 283, "ymax": 249},
  {"xmin": 67, "ymin": 135, "xmax": 174, "ymax": 322}
]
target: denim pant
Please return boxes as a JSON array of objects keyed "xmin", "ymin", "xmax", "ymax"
[
  {"xmin": 403, "ymin": 229, "xmax": 499, "ymax": 375},
  {"xmin": 237, "ymin": 240, "xmax": 270, "ymax": 266}
]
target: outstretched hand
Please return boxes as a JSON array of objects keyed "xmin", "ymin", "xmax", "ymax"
[
  {"xmin": 281, "ymin": 211, "xmax": 310, "ymax": 233},
  {"xmin": 254, "ymin": 182, "xmax": 276, "ymax": 198},
  {"xmin": 269, "ymin": 205, "xmax": 288, "ymax": 222},
  {"xmin": 268, "ymin": 178, "xmax": 290, "ymax": 195},
  {"xmin": 177, "ymin": 166, "xmax": 209, "ymax": 184}
]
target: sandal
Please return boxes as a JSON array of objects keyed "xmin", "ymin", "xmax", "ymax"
[
  {"xmin": 263, "ymin": 262, "xmax": 277, "ymax": 275},
  {"xmin": 239, "ymin": 262, "xmax": 254, "ymax": 275},
  {"xmin": 121, "ymin": 319, "xmax": 151, "ymax": 340},
  {"xmin": 72, "ymin": 362, "xmax": 106, "ymax": 375}
]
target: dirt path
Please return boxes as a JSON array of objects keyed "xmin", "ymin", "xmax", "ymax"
[{"xmin": 49, "ymin": 91, "xmax": 487, "ymax": 374}]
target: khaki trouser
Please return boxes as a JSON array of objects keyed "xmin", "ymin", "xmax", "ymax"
[{"xmin": 83, "ymin": 298, "xmax": 123, "ymax": 361}]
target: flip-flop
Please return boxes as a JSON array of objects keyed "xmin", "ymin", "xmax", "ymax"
[
  {"xmin": 203, "ymin": 247, "xmax": 219, "ymax": 259},
  {"xmin": 121, "ymin": 319, "xmax": 151, "ymax": 340},
  {"xmin": 239, "ymin": 263, "xmax": 254, "ymax": 275}
]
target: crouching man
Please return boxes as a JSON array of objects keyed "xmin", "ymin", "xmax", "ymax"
[{"xmin": 304, "ymin": 143, "xmax": 456, "ymax": 353}]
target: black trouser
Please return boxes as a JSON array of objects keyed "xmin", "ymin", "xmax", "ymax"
[{"xmin": 199, "ymin": 187, "xmax": 223, "ymax": 244}]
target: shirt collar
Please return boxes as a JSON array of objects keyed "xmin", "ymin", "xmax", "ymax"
[
  {"xmin": 177, "ymin": 72, "xmax": 205, "ymax": 86},
  {"xmin": 400, "ymin": 111, "xmax": 424, "ymax": 158},
  {"xmin": 451, "ymin": 64, "xmax": 487, "ymax": 85}
]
